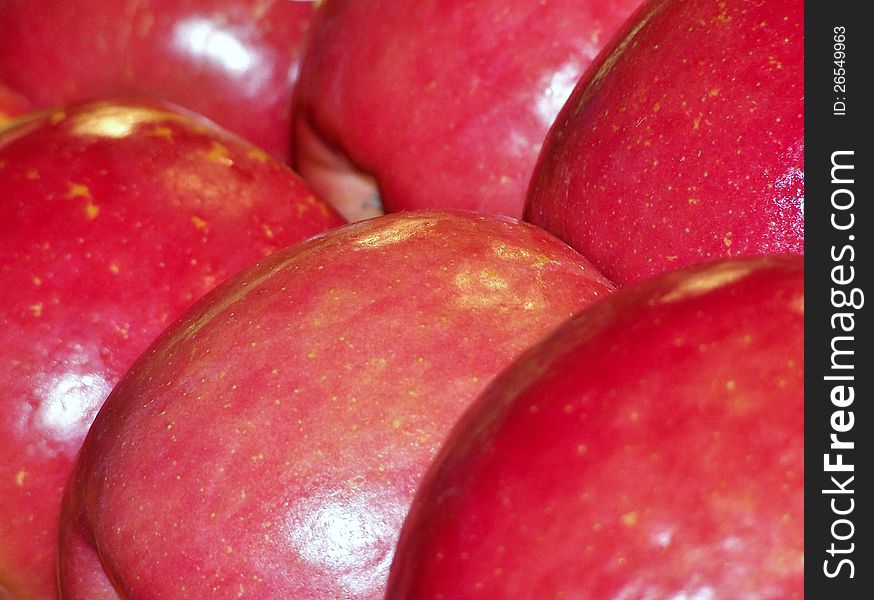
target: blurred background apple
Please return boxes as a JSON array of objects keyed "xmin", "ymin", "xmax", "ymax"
[
  {"xmin": 293, "ymin": 0, "xmax": 643, "ymax": 221},
  {"xmin": 0, "ymin": 0, "xmax": 319, "ymax": 160},
  {"xmin": 0, "ymin": 79, "xmax": 31, "ymax": 127}
]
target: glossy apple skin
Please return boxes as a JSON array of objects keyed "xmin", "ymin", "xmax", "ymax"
[
  {"xmin": 0, "ymin": 80, "xmax": 30, "ymax": 127},
  {"xmin": 0, "ymin": 0, "xmax": 318, "ymax": 160},
  {"xmin": 293, "ymin": 0, "xmax": 642, "ymax": 221},
  {"xmin": 58, "ymin": 211, "xmax": 615, "ymax": 599},
  {"xmin": 0, "ymin": 100, "xmax": 343, "ymax": 600},
  {"xmin": 526, "ymin": 0, "xmax": 804, "ymax": 284},
  {"xmin": 387, "ymin": 256, "xmax": 803, "ymax": 599}
]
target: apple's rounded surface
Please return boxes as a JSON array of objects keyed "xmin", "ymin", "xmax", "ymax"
[
  {"xmin": 59, "ymin": 211, "xmax": 614, "ymax": 599},
  {"xmin": 0, "ymin": 0, "xmax": 319, "ymax": 159},
  {"xmin": 0, "ymin": 99, "xmax": 342, "ymax": 599},
  {"xmin": 293, "ymin": 0, "xmax": 643, "ymax": 221},
  {"xmin": 387, "ymin": 256, "xmax": 803, "ymax": 599},
  {"xmin": 526, "ymin": 0, "xmax": 803, "ymax": 284}
]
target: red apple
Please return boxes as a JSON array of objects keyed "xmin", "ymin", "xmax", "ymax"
[
  {"xmin": 0, "ymin": 80, "xmax": 30, "ymax": 127},
  {"xmin": 0, "ymin": 0, "xmax": 319, "ymax": 160},
  {"xmin": 0, "ymin": 99, "xmax": 343, "ymax": 599},
  {"xmin": 387, "ymin": 256, "xmax": 803, "ymax": 598},
  {"xmin": 526, "ymin": 0, "xmax": 804, "ymax": 284},
  {"xmin": 58, "ymin": 211, "xmax": 615, "ymax": 598},
  {"xmin": 293, "ymin": 0, "xmax": 642, "ymax": 221}
]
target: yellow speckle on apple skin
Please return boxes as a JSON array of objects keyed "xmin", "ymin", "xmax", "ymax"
[
  {"xmin": 206, "ymin": 141, "xmax": 234, "ymax": 166},
  {"xmin": 85, "ymin": 201, "xmax": 100, "ymax": 221},
  {"xmin": 621, "ymin": 511, "xmax": 638, "ymax": 527},
  {"xmin": 66, "ymin": 182, "xmax": 92, "ymax": 200}
]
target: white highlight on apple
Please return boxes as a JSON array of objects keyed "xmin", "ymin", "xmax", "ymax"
[
  {"xmin": 285, "ymin": 490, "xmax": 401, "ymax": 595},
  {"xmin": 37, "ymin": 369, "xmax": 110, "ymax": 441},
  {"xmin": 174, "ymin": 19, "xmax": 253, "ymax": 73},
  {"xmin": 669, "ymin": 588, "xmax": 716, "ymax": 600},
  {"xmin": 535, "ymin": 62, "xmax": 582, "ymax": 127},
  {"xmin": 651, "ymin": 526, "xmax": 674, "ymax": 549}
]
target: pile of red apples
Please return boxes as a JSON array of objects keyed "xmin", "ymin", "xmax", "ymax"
[{"xmin": 0, "ymin": 0, "xmax": 803, "ymax": 598}]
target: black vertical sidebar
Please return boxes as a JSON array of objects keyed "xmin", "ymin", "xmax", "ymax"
[{"xmin": 805, "ymin": 0, "xmax": 871, "ymax": 597}]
